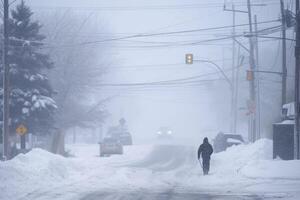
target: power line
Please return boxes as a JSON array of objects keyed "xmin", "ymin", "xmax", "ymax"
[
  {"xmin": 100, "ymin": 38, "xmax": 277, "ymax": 51},
  {"xmin": 6, "ymin": 19, "xmax": 280, "ymax": 49},
  {"xmin": 93, "ymin": 64, "xmax": 245, "ymax": 88},
  {"xmin": 62, "ymin": 24, "xmax": 281, "ymax": 48},
  {"xmin": 96, "ymin": 79, "xmax": 227, "ymax": 93},
  {"xmin": 27, "ymin": 1, "xmax": 280, "ymax": 12},
  {"xmin": 70, "ymin": 19, "xmax": 280, "ymax": 45},
  {"xmin": 106, "ymin": 59, "xmax": 233, "ymax": 71}
]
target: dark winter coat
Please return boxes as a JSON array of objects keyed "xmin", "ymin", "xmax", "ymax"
[{"xmin": 198, "ymin": 138, "xmax": 213, "ymax": 160}]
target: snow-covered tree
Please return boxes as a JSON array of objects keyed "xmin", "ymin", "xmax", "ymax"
[
  {"xmin": 39, "ymin": 12, "xmax": 110, "ymax": 154},
  {"xmin": 0, "ymin": 1, "xmax": 57, "ymax": 135}
]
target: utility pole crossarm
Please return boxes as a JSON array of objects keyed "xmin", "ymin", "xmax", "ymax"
[{"xmin": 223, "ymin": 7, "xmax": 248, "ymax": 13}]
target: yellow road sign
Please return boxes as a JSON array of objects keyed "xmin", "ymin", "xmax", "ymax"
[{"xmin": 16, "ymin": 124, "xmax": 27, "ymax": 136}]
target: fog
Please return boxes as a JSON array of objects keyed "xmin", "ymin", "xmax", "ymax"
[
  {"xmin": 25, "ymin": 0, "xmax": 287, "ymax": 145},
  {"xmin": 2, "ymin": 1, "xmax": 300, "ymax": 199}
]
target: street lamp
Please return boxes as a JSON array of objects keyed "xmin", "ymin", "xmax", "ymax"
[
  {"xmin": 185, "ymin": 54, "xmax": 244, "ymax": 134},
  {"xmin": 196, "ymin": 59, "xmax": 233, "ymax": 88},
  {"xmin": 184, "ymin": 54, "xmax": 232, "ymax": 88}
]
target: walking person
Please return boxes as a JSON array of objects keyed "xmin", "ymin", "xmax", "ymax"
[{"xmin": 197, "ymin": 137, "xmax": 213, "ymax": 175}]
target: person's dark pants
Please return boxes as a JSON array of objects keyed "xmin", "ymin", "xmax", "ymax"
[{"xmin": 202, "ymin": 158, "xmax": 210, "ymax": 175}]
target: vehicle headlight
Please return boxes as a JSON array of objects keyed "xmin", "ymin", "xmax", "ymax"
[
  {"xmin": 157, "ymin": 131, "xmax": 162, "ymax": 135},
  {"xmin": 167, "ymin": 131, "xmax": 172, "ymax": 135}
]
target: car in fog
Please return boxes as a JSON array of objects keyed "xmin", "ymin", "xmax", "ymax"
[
  {"xmin": 157, "ymin": 127, "xmax": 173, "ymax": 139},
  {"xmin": 99, "ymin": 137, "xmax": 123, "ymax": 157},
  {"xmin": 213, "ymin": 132, "xmax": 244, "ymax": 153},
  {"xmin": 119, "ymin": 132, "xmax": 133, "ymax": 145},
  {"xmin": 107, "ymin": 126, "xmax": 133, "ymax": 146}
]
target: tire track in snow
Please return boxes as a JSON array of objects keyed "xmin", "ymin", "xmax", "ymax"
[{"xmin": 128, "ymin": 145, "xmax": 197, "ymax": 172}]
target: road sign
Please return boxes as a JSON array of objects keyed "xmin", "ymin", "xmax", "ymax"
[
  {"xmin": 185, "ymin": 54, "xmax": 193, "ymax": 64},
  {"xmin": 247, "ymin": 100, "xmax": 256, "ymax": 114},
  {"xmin": 247, "ymin": 70, "xmax": 254, "ymax": 81},
  {"xmin": 16, "ymin": 124, "xmax": 27, "ymax": 136}
]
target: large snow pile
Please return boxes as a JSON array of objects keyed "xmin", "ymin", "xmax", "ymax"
[
  {"xmin": 0, "ymin": 145, "xmax": 155, "ymax": 200},
  {"xmin": 0, "ymin": 149, "xmax": 78, "ymax": 200},
  {"xmin": 213, "ymin": 139, "xmax": 300, "ymax": 179},
  {"xmin": 183, "ymin": 139, "xmax": 300, "ymax": 195},
  {"xmin": 212, "ymin": 139, "xmax": 273, "ymax": 175},
  {"xmin": 212, "ymin": 139, "xmax": 299, "ymax": 179}
]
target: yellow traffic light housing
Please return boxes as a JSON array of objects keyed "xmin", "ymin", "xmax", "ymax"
[{"xmin": 185, "ymin": 54, "xmax": 193, "ymax": 64}]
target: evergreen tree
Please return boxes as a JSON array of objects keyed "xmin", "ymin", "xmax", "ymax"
[{"xmin": 0, "ymin": 1, "xmax": 57, "ymax": 135}]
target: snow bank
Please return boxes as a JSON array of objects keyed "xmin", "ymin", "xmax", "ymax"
[
  {"xmin": 242, "ymin": 159, "xmax": 300, "ymax": 180},
  {"xmin": 1, "ymin": 141, "xmax": 300, "ymax": 200},
  {"xmin": 183, "ymin": 139, "xmax": 300, "ymax": 194},
  {"xmin": 215, "ymin": 139, "xmax": 300, "ymax": 180},
  {"xmin": 0, "ymin": 149, "xmax": 76, "ymax": 200},
  {"xmin": 0, "ymin": 145, "xmax": 155, "ymax": 200},
  {"xmin": 213, "ymin": 139, "xmax": 273, "ymax": 173},
  {"xmin": 212, "ymin": 139, "xmax": 300, "ymax": 179}
]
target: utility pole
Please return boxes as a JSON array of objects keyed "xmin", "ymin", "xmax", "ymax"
[
  {"xmin": 231, "ymin": 4, "xmax": 237, "ymax": 134},
  {"xmin": 225, "ymin": 1, "xmax": 263, "ymax": 141},
  {"xmin": 2, "ymin": 0, "xmax": 10, "ymax": 160},
  {"xmin": 254, "ymin": 15, "xmax": 261, "ymax": 140},
  {"xmin": 247, "ymin": 0, "xmax": 257, "ymax": 143},
  {"xmin": 224, "ymin": 3, "xmax": 247, "ymax": 134},
  {"xmin": 235, "ymin": 48, "xmax": 243, "ymax": 132},
  {"xmin": 294, "ymin": 0, "xmax": 300, "ymax": 160},
  {"xmin": 281, "ymin": 0, "xmax": 287, "ymax": 106}
]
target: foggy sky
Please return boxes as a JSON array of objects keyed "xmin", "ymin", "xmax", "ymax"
[{"xmin": 22, "ymin": 0, "xmax": 287, "ymax": 144}]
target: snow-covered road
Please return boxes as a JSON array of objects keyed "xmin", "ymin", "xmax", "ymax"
[
  {"xmin": 1, "ymin": 140, "xmax": 300, "ymax": 200},
  {"xmin": 79, "ymin": 191, "xmax": 279, "ymax": 200},
  {"xmin": 76, "ymin": 144, "xmax": 293, "ymax": 200}
]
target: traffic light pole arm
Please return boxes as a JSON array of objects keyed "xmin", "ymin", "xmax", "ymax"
[
  {"xmin": 194, "ymin": 59, "xmax": 233, "ymax": 88},
  {"xmin": 252, "ymin": 70, "xmax": 283, "ymax": 76}
]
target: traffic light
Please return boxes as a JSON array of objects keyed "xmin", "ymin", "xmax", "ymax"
[{"xmin": 185, "ymin": 54, "xmax": 193, "ymax": 64}]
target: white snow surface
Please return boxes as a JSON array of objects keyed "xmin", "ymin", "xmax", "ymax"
[{"xmin": 1, "ymin": 139, "xmax": 300, "ymax": 200}]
